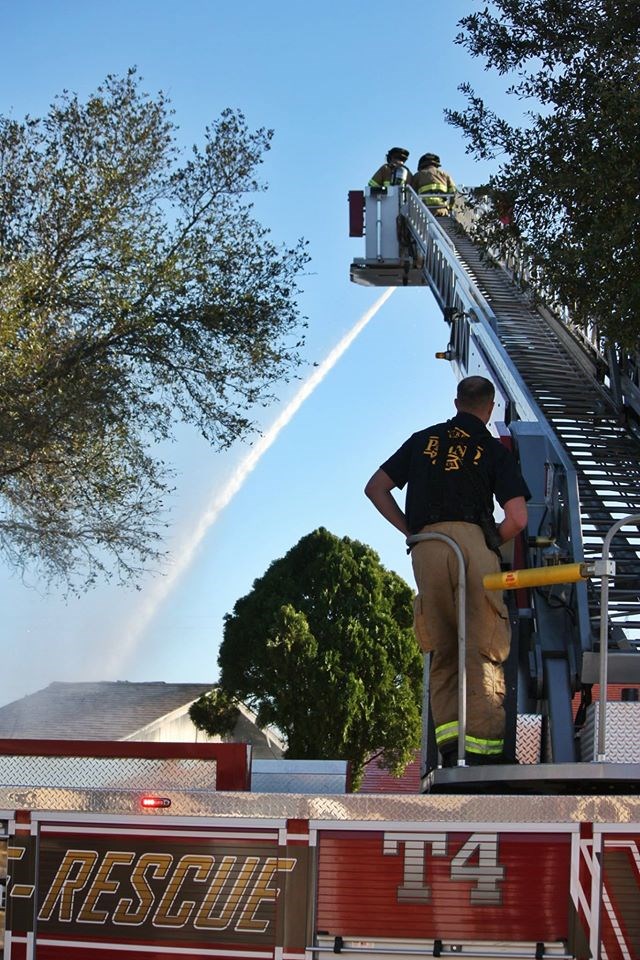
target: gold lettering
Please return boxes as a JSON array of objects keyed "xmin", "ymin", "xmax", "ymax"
[
  {"xmin": 194, "ymin": 855, "xmax": 237, "ymax": 930},
  {"xmin": 39, "ymin": 848, "xmax": 293, "ymax": 933},
  {"xmin": 236, "ymin": 857, "xmax": 296, "ymax": 934},
  {"xmin": 473, "ymin": 444, "xmax": 483, "ymax": 463},
  {"xmin": 154, "ymin": 855, "xmax": 214, "ymax": 928},
  {"xmin": 448, "ymin": 426, "xmax": 470, "ymax": 439},
  {"xmin": 423, "ymin": 437, "xmax": 439, "ymax": 461},
  {"xmin": 113, "ymin": 853, "xmax": 172, "ymax": 926},
  {"xmin": 77, "ymin": 851, "xmax": 135, "ymax": 924},
  {"xmin": 445, "ymin": 444, "xmax": 467, "ymax": 471},
  {"xmin": 38, "ymin": 850, "xmax": 98, "ymax": 922},
  {"xmin": 192, "ymin": 856, "xmax": 259, "ymax": 931}
]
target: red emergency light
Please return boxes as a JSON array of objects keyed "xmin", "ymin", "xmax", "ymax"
[{"xmin": 140, "ymin": 796, "xmax": 172, "ymax": 809}]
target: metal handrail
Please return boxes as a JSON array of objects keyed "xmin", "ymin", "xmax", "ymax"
[
  {"xmin": 597, "ymin": 512, "xmax": 640, "ymax": 760},
  {"xmin": 309, "ymin": 946, "xmax": 573, "ymax": 959},
  {"xmin": 406, "ymin": 532, "xmax": 467, "ymax": 767},
  {"xmin": 455, "ymin": 191, "xmax": 640, "ymax": 420}
]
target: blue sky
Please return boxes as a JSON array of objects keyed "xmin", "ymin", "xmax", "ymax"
[{"xmin": 0, "ymin": 1, "xmax": 521, "ymax": 706}]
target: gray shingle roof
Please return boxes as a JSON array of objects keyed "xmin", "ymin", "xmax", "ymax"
[{"xmin": 0, "ymin": 681, "xmax": 215, "ymax": 740}]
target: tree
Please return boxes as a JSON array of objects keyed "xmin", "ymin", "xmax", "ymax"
[
  {"xmin": 189, "ymin": 687, "xmax": 240, "ymax": 739},
  {"xmin": 216, "ymin": 528, "xmax": 422, "ymax": 789},
  {"xmin": 446, "ymin": 0, "xmax": 640, "ymax": 349},
  {"xmin": 0, "ymin": 69, "xmax": 309, "ymax": 590}
]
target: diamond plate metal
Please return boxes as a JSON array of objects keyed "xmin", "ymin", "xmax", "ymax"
[
  {"xmin": 0, "ymin": 787, "xmax": 224, "ymax": 816},
  {"xmin": 516, "ymin": 714, "xmax": 541, "ymax": 764},
  {"xmin": 579, "ymin": 703, "xmax": 640, "ymax": 762},
  {"xmin": 0, "ymin": 754, "xmax": 215, "ymax": 791},
  {"xmin": 1, "ymin": 786, "xmax": 639, "ymax": 822}
]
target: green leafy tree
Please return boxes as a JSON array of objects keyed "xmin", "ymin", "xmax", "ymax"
[
  {"xmin": 446, "ymin": 0, "xmax": 640, "ymax": 348},
  {"xmin": 0, "ymin": 69, "xmax": 309, "ymax": 589},
  {"xmin": 217, "ymin": 527, "xmax": 422, "ymax": 789},
  {"xmin": 189, "ymin": 687, "xmax": 240, "ymax": 739}
]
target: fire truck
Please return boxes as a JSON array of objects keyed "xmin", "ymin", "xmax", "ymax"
[{"xmin": 1, "ymin": 183, "xmax": 640, "ymax": 959}]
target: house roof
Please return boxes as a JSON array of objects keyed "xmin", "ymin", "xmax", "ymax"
[
  {"xmin": 358, "ymin": 751, "xmax": 421, "ymax": 793},
  {"xmin": 0, "ymin": 681, "xmax": 217, "ymax": 740}
]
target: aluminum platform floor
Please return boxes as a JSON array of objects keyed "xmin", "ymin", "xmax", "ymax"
[{"xmin": 424, "ymin": 762, "xmax": 640, "ymax": 795}]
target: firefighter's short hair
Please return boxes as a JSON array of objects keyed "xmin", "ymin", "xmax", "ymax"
[{"xmin": 457, "ymin": 376, "xmax": 495, "ymax": 409}]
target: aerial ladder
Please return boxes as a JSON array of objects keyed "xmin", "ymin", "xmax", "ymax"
[{"xmin": 349, "ymin": 183, "xmax": 640, "ymax": 792}]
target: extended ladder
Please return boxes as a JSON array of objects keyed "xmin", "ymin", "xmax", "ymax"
[{"xmin": 351, "ymin": 185, "xmax": 640, "ymax": 763}]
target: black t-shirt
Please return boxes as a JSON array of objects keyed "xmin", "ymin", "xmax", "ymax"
[{"xmin": 380, "ymin": 412, "xmax": 531, "ymax": 534}]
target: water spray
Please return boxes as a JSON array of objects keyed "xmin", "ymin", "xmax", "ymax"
[{"xmin": 104, "ymin": 288, "xmax": 396, "ymax": 675}]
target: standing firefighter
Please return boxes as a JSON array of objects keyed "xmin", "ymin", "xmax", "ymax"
[
  {"xmin": 369, "ymin": 147, "xmax": 412, "ymax": 188},
  {"xmin": 411, "ymin": 152, "xmax": 456, "ymax": 215},
  {"xmin": 365, "ymin": 377, "xmax": 529, "ymax": 766}
]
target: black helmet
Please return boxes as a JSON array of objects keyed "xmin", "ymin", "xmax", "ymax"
[
  {"xmin": 418, "ymin": 152, "xmax": 441, "ymax": 169},
  {"xmin": 387, "ymin": 146, "xmax": 409, "ymax": 163}
]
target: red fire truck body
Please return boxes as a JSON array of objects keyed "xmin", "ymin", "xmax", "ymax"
[{"xmin": 1, "ymin": 740, "xmax": 639, "ymax": 960}]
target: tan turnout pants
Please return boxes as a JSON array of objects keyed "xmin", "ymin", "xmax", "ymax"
[{"xmin": 411, "ymin": 521, "xmax": 510, "ymax": 755}]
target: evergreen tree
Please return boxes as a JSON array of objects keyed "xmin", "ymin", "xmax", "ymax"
[{"xmin": 216, "ymin": 528, "xmax": 422, "ymax": 789}]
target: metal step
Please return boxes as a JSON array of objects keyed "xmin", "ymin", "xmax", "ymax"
[{"xmin": 424, "ymin": 762, "xmax": 640, "ymax": 795}]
